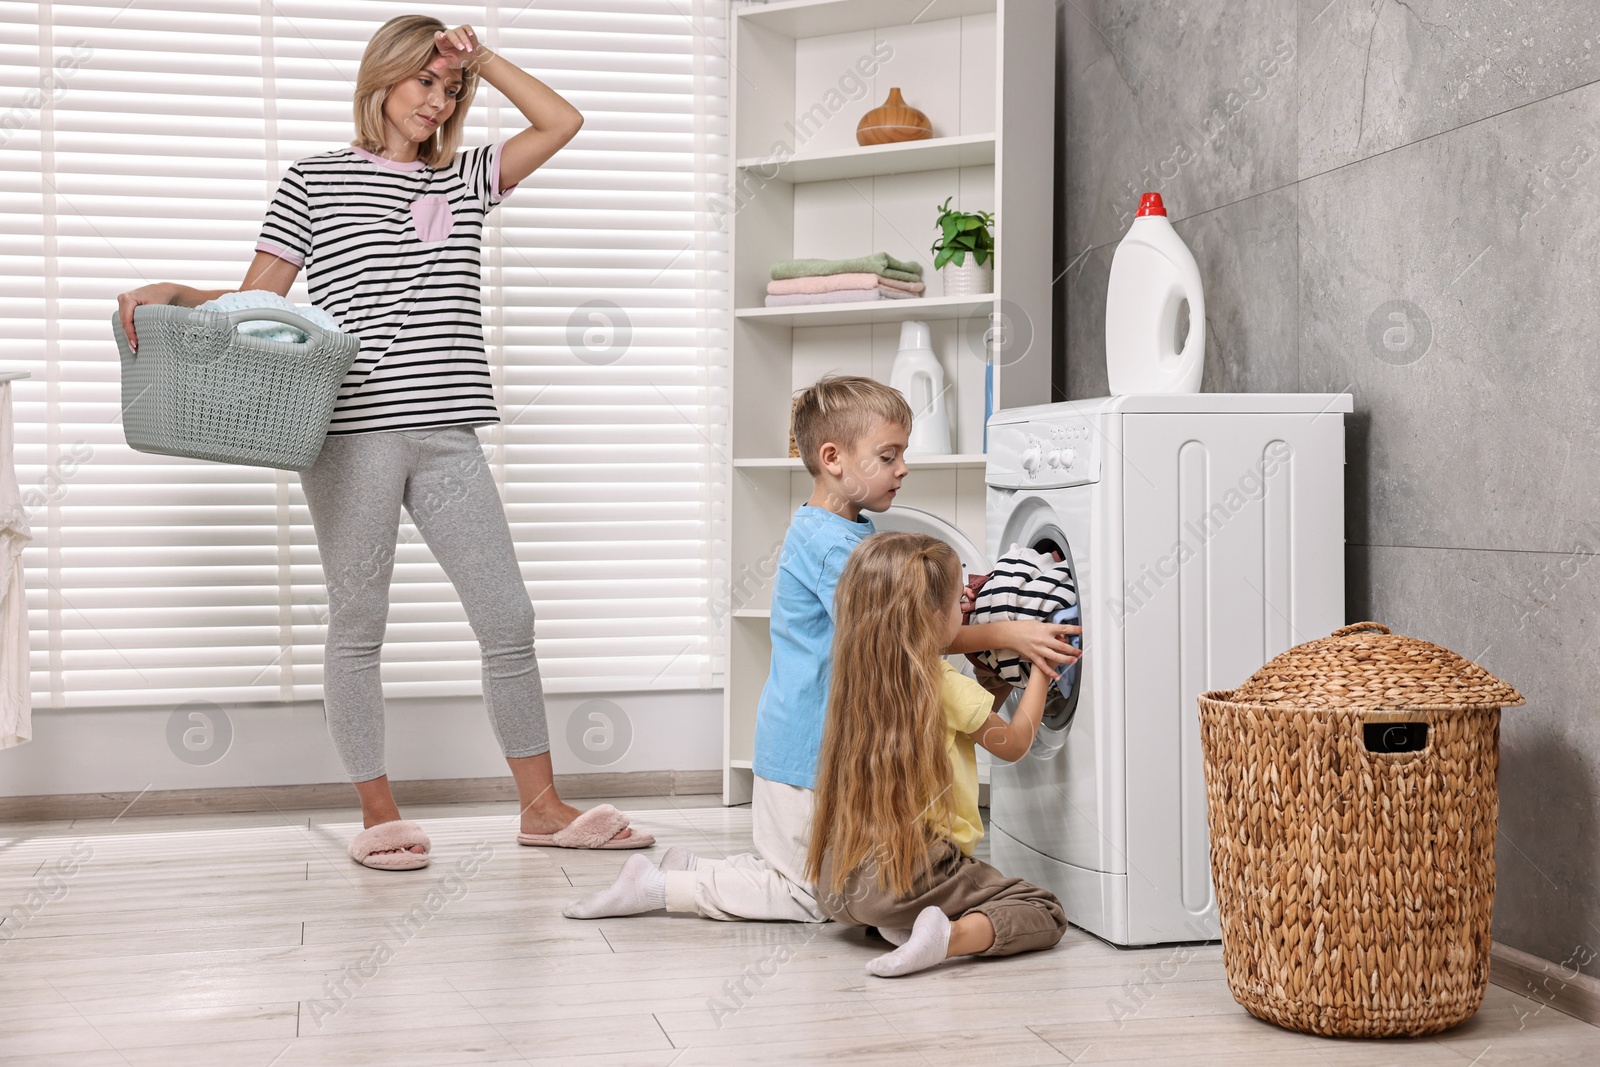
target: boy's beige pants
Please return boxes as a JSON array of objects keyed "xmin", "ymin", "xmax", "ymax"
[
  {"xmin": 818, "ymin": 838, "xmax": 1068, "ymax": 956},
  {"xmin": 663, "ymin": 775, "xmax": 826, "ymax": 922}
]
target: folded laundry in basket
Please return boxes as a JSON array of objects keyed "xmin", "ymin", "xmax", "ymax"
[
  {"xmin": 770, "ymin": 253, "xmax": 924, "ymax": 283},
  {"xmin": 195, "ymin": 290, "xmax": 342, "ymax": 343},
  {"xmin": 767, "ymin": 273, "xmax": 925, "ymax": 296}
]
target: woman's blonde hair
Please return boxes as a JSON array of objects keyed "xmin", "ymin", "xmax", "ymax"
[
  {"xmin": 352, "ymin": 15, "xmax": 479, "ymax": 167},
  {"xmin": 805, "ymin": 532, "xmax": 960, "ymax": 899}
]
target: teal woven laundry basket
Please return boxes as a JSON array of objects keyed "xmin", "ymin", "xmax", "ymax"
[{"xmin": 112, "ymin": 305, "xmax": 360, "ymax": 471}]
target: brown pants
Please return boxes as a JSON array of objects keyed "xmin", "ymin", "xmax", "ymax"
[{"xmin": 818, "ymin": 839, "xmax": 1067, "ymax": 957}]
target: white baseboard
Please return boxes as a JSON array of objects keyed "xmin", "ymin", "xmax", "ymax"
[{"xmin": 1490, "ymin": 940, "xmax": 1600, "ymax": 1029}]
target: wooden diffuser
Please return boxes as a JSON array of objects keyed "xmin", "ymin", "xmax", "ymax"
[{"xmin": 856, "ymin": 88, "xmax": 932, "ymax": 146}]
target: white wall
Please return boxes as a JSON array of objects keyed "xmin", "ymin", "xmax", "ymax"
[{"xmin": 0, "ymin": 690, "xmax": 721, "ymax": 797}]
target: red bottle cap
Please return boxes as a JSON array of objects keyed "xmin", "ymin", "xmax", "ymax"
[{"xmin": 1136, "ymin": 192, "xmax": 1167, "ymax": 217}]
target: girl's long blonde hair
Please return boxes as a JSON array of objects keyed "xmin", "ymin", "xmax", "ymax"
[
  {"xmin": 805, "ymin": 532, "xmax": 960, "ymax": 899},
  {"xmin": 352, "ymin": 15, "xmax": 479, "ymax": 167}
]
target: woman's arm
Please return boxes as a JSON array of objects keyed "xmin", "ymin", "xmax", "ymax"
[
  {"xmin": 115, "ymin": 252, "xmax": 301, "ymax": 351},
  {"xmin": 970, "ymin": 668, "xmax": 1051, "ymax": 763},
  {"xmin": 946, "ymin": 619, "xmax": 1081, "ymax": 679},
  {"xmin": 438, "ymin": 28, "xmax": 583, "ymax": 190}
]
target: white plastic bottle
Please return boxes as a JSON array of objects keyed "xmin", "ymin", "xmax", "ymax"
[
  {"xmin": 1105, "ymin": 192, "xmax": 1205, "ymax": 395},
  {"xmin": 889, "ymin": 320, "xmax": 952, "ymax": 456}
]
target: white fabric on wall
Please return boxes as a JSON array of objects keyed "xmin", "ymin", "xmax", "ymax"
[{"xmin": 0, "ymin": 381, "xmax": 31, "ymax": 747}]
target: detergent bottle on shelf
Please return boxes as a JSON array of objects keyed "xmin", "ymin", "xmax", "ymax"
[
  {"xmin": 890, "ymin": 320, "xmax": 952, "ymax": 455},
  {"xmin": 1105, "ymin": 192, "xmax": 1205, "ymax": 395}
]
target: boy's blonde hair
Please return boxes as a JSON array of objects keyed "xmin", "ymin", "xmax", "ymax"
[
  {"xmin": 805, "ymin": 532, "xmax": 960, "ymax": 898},
  {"xmin": 791, "ymin": 375, "xmax": 913, "ymax": 477},
  {"xmin": 352, "ymin": 15, "xmax": 479, "ymax": 168}
]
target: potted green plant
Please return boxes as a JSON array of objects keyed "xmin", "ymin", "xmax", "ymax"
[{"xmin": 931, "ymin": 196, "xmax": 995, "ymax": 296}]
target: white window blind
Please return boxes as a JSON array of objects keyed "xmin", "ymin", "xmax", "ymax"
[{"xmin": 3, "ymin": 0, "xmax": 729, "ymax": 708}]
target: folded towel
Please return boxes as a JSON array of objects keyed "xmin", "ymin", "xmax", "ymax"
[
  {"xmin": 767, "ymin": 273, "xmax": 925, "ymax": 297},
  {"xmin": 196, "ymin": 290, "xmax": 342, "ymax": 344},
  {"xmin": 771, "ymin": 253, "xmax": 924, "ymax": 282},
  {"xmin": 763, "ymin": 287, "xmax": 917, "ymax": 307}
]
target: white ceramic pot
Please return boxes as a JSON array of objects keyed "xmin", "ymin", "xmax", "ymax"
[{"xmin": 941, "ymin": 257, "xmax": 993, "ymax": 297}]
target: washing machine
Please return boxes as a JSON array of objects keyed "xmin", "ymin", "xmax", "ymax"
[
  {"xmin": 985, "ymin": 393, "xmax": 1352, "ymax": 946},
  {"xmin": 873, "ymin": 504, "xmax": 988, "ymax": 575}
]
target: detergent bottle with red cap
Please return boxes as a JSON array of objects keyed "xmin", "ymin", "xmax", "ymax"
[{"xmin": 1105, "ymin": 192, "xmax": 1206, "ymax": 394}]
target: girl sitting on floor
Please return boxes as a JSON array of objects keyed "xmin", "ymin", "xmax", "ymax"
[{"xmin": 805, "ymin": 531, "xmax": 1068, "ymax": 977}]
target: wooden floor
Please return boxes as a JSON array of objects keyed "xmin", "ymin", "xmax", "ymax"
[{"xmin": 0, "ymin": 796, "xmax": 1595, "ymax": 1066}]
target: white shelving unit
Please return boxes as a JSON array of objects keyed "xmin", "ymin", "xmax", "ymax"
[
  {"xmin": 738, "ymin": 132, "xmax": 996, "ymax": 183},
  {"xmin": 733, "ymin": 292, "xmax": 992, "ymax": 327},
  {"xmin": 722, "ymin": 0, "xmax": 1056, "ymax": 804}
]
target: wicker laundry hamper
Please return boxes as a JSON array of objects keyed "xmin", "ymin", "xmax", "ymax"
[
  {"xmin": 112, "ymin": 305, "xmax": 360, "ymax": 472},
  {"xmin": 1198, "ymin": 622, "xmax": 1524, "ymax": 1038}
]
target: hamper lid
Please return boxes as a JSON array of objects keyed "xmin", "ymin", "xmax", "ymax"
[{"xmin": 1227, "ymin": 621, "xmax": 1525, "ymax": 710}]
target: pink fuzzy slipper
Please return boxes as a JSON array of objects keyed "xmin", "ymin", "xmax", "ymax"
[
  {"xmin": 516, "ymin": 804, "xmax": 655, "ymax": 850},
  {"xmin": 348, "ymin": 819, "xmax": 431, "ymax": 870}
]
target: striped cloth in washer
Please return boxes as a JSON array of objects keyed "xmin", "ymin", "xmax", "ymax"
[{"xmin": 967, "ymin": 544, "xmax": 1078, "ymax": 684}]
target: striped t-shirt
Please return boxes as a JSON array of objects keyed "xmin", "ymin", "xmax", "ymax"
[{"xmin": 255, "ymin": 142, "xmax": 517, "ymax": 435}]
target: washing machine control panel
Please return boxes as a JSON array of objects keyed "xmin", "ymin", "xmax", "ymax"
[{"xmin": 988, "ymin": 414, "xmax": 1099, "ymax": 488}]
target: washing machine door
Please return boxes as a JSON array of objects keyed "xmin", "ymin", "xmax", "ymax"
[
  {"xmin": 871, "ymin": 505, "xmax": 989, "ymax": 572},
  {"xmin": 987, "ymin": 509, "xmax": 1081, "ymax": 759},
  {"xmin": 987, "ymin": 491, "xmax": 1125, "ymax": 881}
]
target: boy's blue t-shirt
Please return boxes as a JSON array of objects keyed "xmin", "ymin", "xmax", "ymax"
[{"xmin": 752, "ymin": 505, "xmax": 876, "ymax": 789}]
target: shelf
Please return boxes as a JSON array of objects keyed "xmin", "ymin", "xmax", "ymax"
[
  {"xmin": 735, "ymin": 455, "xmax": 986, "ymax": 471},
  {"xmin": 725, "ymin": 0, "xmax": 1054, "ymax": 805},
  {"xmin": 737, "ymin": 0, "xmax": 997, "ymax": 37},
  {"xmin": 738, "ymin": 134, "xmax": 995, "ymax": 184},
  {"xmin": 0, "ymin": 372, "xmax": 31, "ymax": 381},
  {"xmin": 736, "ymin": 294, "xmax": 993, "ymax": 328}
]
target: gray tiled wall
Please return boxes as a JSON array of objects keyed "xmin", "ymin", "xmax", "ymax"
[{"xmin": 1058, "ymin": 0, "xmax": 1600, "ymax": 976}]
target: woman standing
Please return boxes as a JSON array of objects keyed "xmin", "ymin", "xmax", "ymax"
[{"xmin": 117, "ymin": 16, "xmax": 651, "ymax": 869}]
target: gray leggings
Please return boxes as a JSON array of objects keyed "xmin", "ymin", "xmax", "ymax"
[{"xmin": 298, "ymin": 425, "xmax": 549, "ymax": 782}]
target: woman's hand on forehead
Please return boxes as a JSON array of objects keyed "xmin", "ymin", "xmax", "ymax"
[{"xmin": 433, "ymin": 25, "xmax": 481, "ymax": 71}]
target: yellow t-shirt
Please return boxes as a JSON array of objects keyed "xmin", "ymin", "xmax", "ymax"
[{"xmin": 932, "ymin": 661, "xmax": 996, "ymax": 856}]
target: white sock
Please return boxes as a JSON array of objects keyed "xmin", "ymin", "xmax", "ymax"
[
  {"xmin": 562, "ymin": 854, "xmax": 666, "ymax": 919},
  {"xmin": 876, "ymin": 926, "xmax": 911, "ymax": 947},
  {"xmin": 866, "ymin": 906, "xmax": 951, "ymax": 978},
  {"xmin": 658, "ymin": 845, "xmax": 699, "ymax": 871}
]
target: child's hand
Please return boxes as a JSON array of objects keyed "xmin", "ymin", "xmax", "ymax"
[
  {"xmin": 1023, "ymin": 659, "xmax": 1056, "ymax": 690},
  {"xmin": 1006, "ymin": 620, "xmax": 1080, "ymax": 681},
  {"xmin": 958, "ymin": 575, "xmax": 985, "ymax": 617}
]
